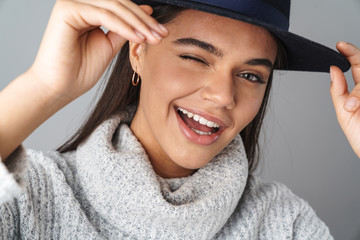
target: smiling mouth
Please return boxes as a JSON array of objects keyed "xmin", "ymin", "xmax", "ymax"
[{"xmin": 176, "ymin": 106, "xmax": 221, "ymax": 135}]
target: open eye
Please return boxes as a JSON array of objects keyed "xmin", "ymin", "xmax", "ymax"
[
  {"xmin": 238, "ymin": 73, "xmax": 265, "ymax": 84},
  {"xmin": 179, "ymin": 55, "xmax": 209, "ymax": 66}
]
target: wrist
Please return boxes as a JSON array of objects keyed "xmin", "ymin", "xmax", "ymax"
[{"xmin": 24, "ymin": 68, "xmax": 76, "ymax": 109}]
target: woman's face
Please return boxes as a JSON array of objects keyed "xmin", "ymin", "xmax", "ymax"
[{"xmin": 130, "ymin": 9, "xmax": 277, "ymax": 178}]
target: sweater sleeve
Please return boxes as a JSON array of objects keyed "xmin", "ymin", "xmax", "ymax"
[
  {"xmin": 0, "ymin": 147, "xmax": 80, "ymax": 239},
  {"xmin": 0, "ymin": 146, "xmax": 28, "ymax": 205},
  {"xmin": 0, "ymin": 146, "xmax": 29, "ymax": 239},
  {"xmin": 255, "ymin": 180, "xmax": 334, "ymax": 240},
  {"xmin": 214, "ymin": 176, "xmax": 335, "ymax": 240},
  {"xmin": 292, "ymin": 199, "xmax": 333, "ymax": 240}
]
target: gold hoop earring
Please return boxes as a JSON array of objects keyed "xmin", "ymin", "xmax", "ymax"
[{"xmin": 132, "ymin": 71, "xmax": 140, "ymax": 86}]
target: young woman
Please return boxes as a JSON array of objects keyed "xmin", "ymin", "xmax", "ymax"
[{"xmin": 0, "ymin": 0, "xmax": 359, "ymax": 239}]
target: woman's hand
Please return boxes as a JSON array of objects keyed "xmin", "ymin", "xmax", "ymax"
[
  {"xmin": 30, "ymin": 0, "xmax": 168, "ymax": 101},
  {"xmin": 0, "ymin": 0, "xmax": 168, "ymax": 160},
  {"xmin": 330, "ymin": 42, "xmax": 360, "ymax": 158}
]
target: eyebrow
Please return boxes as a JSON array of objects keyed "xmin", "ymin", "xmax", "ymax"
[
  {"xmin": 245, "ymin": 58, "xmax": 274, "ymax": 71},
  {"xmin": 172, "ymin": 38, "xmax": 224, "ymax": 57},
  {"xmin": 172, "ymin": 37, "xmax": 274, "ymax": 71}
]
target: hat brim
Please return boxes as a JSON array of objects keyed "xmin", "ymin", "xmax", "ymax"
[{"xmin": 133, "ymin": 0, "xmax": 350, "ymax": 73}]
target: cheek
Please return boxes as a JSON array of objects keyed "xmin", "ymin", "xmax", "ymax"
[
  {"xmin": 141, "ymin": 53, "xmax": 199, "ymax": 102},
  {"xmin": 233, "ymin": 86, "xmax": 266, "ymax": 129}
]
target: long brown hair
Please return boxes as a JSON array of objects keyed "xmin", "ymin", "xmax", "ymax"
[{"xmin": 57, "ymin": 5, "xmax": 286, "ymax": 173}]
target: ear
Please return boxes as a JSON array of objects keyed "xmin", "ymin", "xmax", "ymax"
[{"xmin": 129, "ymin": 41, "xmax": 145, "ymax": 74}]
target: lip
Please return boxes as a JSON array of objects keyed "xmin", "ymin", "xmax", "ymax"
[{"xmin": 174, "ymin": 105, "xmax": 227, "ymax": 145}]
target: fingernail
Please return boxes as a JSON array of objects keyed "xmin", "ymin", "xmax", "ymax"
[
  {"xmin": 344, "ymin": 97, "xmax": 359, "ymax": 110},
  {"xmin": 151, "ymin": 30, "xmax": 162, "ymax": 40},
  {"xmin": 135, "ymin": 30, "xmax": 145, "ymax": 40},
  {"xmin": 158, "ymin": 24, "xmax": 168, "ymax": 33}
]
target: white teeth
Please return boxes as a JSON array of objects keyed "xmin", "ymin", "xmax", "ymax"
[
  {"xmin": 199, "ymin": 117, "xmax": 207, "ymax": 125},
  {"xmin": 192, "ymin": 128, "xmax": 212, "ymax": 135},
  {"xmin": 177, "ymin": 107, "xmax": 220, "ymax": 128},
  {"xmin": 207, "ymin": 121, "xmax": 215, "ymax": 128}
]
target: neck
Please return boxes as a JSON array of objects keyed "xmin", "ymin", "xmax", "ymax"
[
  {"xmin": 130, "ymin": 108, "xmax": 196, "ymax": 179},
  {"xmin": 146, "ymin": 148, "xmax": 196, "ymax": 178}
]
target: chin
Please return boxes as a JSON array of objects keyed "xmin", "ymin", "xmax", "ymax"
[{"xmin": 172, "ymin": 153, "xmax": 213, "ymax": 170}]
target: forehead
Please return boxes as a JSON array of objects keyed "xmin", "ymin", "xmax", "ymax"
[{"xmin": 164, "ymin": 9, "xmax": 277, "ymax": 59}]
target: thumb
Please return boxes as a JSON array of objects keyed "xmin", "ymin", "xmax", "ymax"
[
  {"xmin": 330, "ymin": 65, "xmax": 360, "ymax": 124},
  {"xmin": 330, "ymin": 65, "xmax": 349, "ymax": 113},
  {"xmin": 106, "ymin": 31, "xmax": 128, "ymax": 58},
  {"xmin": 344, "ymin": 84, "xmax": 360, "ymax": 112}
]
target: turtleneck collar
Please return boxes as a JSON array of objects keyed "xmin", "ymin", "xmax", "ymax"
[{"xmin": 74, "ymin": 109, "xmax": 248, "ymax": 239}]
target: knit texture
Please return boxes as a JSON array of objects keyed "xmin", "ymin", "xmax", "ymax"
[{"xmin": 0, "ymin": 109, "xmax": 333, "ymax": 239}]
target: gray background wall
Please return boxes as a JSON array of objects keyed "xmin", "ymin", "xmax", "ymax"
[{"xmin": 1, "ymin": 0, "xmax": 359, "ymax": 239}]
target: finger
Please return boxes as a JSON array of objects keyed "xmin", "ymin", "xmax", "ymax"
[
  {"xmin": 75, "ymin": 0, "xmax": 167, "ymax": 43},
  {"xmin": 336, "ymin": 41, "xmax": 360, "ymax": 84},
  {"xmin": 138, "ymin": 4, "xmax": 154, "ymax": 15},
  {"xmin": 78, "ymin": 0, "xmax": 165, "ymax": 38},
  {"xmin": 330, "ymin": 66, "xmax": 360, "ymax": 113},
  {"xmin": 330, "ymin": 65, "xmax": 349, "ymax": 98},
  {"xmin": 330, "ymin": 66, "xmax": 349, "ymax": 113},
  {"xmin": 58, "ymin": 1, "xmax": 147, "ymax": 43},
  {"xmin": 122, "ymin": 1, "xmax": 169, "ymax": 34},
  {"xmin": 118, "ymin": 2, "xmax": 168, "ymax": 40},
  {"xmin": 346, "ymin": 84, "xmax": 360, "ymax": 112}
]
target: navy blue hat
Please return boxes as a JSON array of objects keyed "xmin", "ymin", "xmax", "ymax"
[{"xmin": 133, "ymin": 0, "xmax": 350, "ymax": 73}]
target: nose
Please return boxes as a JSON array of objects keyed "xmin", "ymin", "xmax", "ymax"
[{"xmin": 200, "ymin": 73, "xmax": 236, "ymax": 109}]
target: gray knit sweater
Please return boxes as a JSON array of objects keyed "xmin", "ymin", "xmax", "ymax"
[{"xmin": 0, "ymin": 109, "xmax": 333, "ymax": 239}]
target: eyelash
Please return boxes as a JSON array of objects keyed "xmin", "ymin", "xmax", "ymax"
[
  {"xmin": 180, "ymin": 55, "xmax": 265, "ymax": 84},
  {"xmin": 237, "ymin": 73, "xmax": 266, "ymax": 84},
  {"xmin": 180, "ymin": 55, "xmax": 209, "ymax": 66}
]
